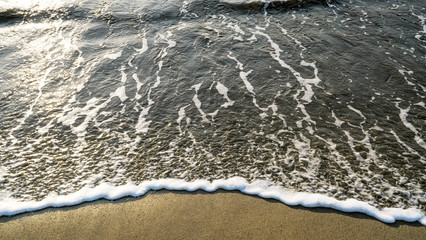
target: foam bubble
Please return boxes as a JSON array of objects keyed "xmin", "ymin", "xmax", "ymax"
[{"xmin": 104, "ymin": 51, "xmax": 122, "ymax": 60}]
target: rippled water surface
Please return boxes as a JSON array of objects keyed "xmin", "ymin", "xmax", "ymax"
[{"xmin": 0, "ymin": 0, "xmax": 425, "ymax": 218}]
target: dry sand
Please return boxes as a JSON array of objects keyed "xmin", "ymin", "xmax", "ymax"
[{"xmin": 0, "ymin": 190, "xmax": 425, "ymax": 239}]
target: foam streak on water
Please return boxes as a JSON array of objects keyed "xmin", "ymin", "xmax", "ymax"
[{"xmin": 0, "ymin": 0, "xmax": 425, "ymax": 225}]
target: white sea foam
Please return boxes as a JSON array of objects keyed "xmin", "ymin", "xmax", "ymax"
[
  {"xmin": 0, "ymin": 177, "xmax": 424, "ymax": 225},
  {"xmin": 227, "ymin": 51, "xmax": 272, "ymax": 118},
  {"xmin": 396, "ymin": 103, "xmax": 426, "ymax": 150},
  {"xmin": 57, "ymin": 96, "xmax": 111, "ymax": 147},
  {"xmin": 104, "ymin": 50, "xmax": 122, "ymax": 60},
  {"xmin": 135, "ymin": 32, "xmax": 176, "ymax": 133},
  {"xmin": 135, "ymin": 36, "xmax": 149, "ymax": 54},
  {"xmin": 191, "ymin": 83, "xmax": 211, "ymax": 123},
  {"xmin": 410, "ymin": 8, "xmax": 426, "ymax": 46},
  {"xmin": 331, "ymin": 110, "xmax": 344, "ymax": 127},
  {"xmin": 177, "ymin": 105, "xmax": 189, "ymax": 134},
  {"xmin": 215, "ymin": 82, "xmax": 235, "ymax": 108},
  {"xmin": 0, "ymin": 167, "xmax": 6, "ymax": 184},
  {"xmin": 0, "ymin": 0, "xmax": 78, "ymax": 11}
]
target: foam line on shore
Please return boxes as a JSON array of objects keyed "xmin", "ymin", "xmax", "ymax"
[{"xmin": 0, "ymin": 177, "xmax": 425, "ymax": 226}]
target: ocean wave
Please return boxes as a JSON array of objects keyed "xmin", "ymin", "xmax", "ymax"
[
  {"xmin": 1, "ymin": 0, "xmax": 425, "ymax": 227},
  {"xmin": 0, "ymin": 0, "xmax": 331, "ymax": 23}
]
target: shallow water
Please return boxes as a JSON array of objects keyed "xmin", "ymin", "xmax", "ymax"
[{"xmin": 0, "ymin": 0, "xmax": 425, "ymax": 224}]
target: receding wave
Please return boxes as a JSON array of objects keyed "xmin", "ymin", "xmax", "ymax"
[{"xmin": 0, "ymin": 0, "xmax": 425, "ymax": 225}]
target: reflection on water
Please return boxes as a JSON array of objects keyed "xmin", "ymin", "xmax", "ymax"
[{"xmin": 0, "ymin": 0, "xmax": 425, "ymax": 222}]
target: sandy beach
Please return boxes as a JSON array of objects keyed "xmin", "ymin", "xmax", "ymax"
[{"xmin": 0, "ymin": 190, "xmax": 424, "ymax": 239}]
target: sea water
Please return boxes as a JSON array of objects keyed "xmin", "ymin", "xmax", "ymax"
[{"xmin": 0, "ymin": 0, "xmax": 425, "ymax": 225}]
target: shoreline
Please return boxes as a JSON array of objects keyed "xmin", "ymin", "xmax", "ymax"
[
  {"xmin": 1, "ymin": 178, "xmax": 424, "ymax": 225},
  {"xmin": 1, "ymin": 190, "xmax": 425, "ymax": 239}
]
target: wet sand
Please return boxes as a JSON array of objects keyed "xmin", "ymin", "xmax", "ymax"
[{"xmin": 0, "ymin": 190, "xmax": 425, "ymax": 240}]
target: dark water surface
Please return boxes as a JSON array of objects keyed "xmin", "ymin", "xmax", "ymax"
[{"xmin": 0, "ymin": 0, "xmax": 425, "ymax": 218}]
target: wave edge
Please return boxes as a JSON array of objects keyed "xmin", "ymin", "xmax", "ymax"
[{"xmin": 1, "ymin": 177, "xmax": 424, "ymax": 226}]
